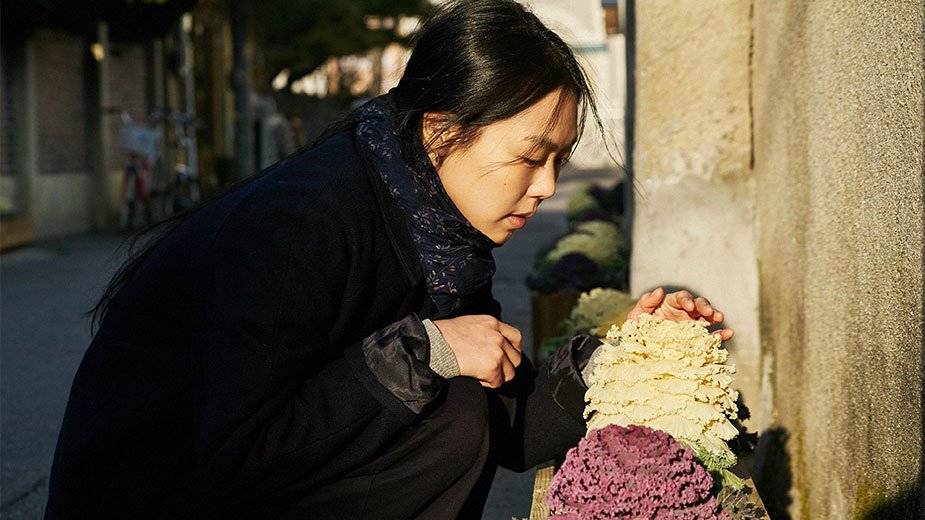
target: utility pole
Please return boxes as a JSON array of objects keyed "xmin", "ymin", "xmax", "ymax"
[
  {"xmin": 93, "ymin": 20, "xmax": 114, "ymax": 229},
  {"xmin": 229, "ymin": 0, "xmax": 254, "ymax": 182}
]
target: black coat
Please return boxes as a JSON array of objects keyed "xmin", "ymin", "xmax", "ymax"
[{"xmin": 44, "ymin": 127, "xmax": 600, "ymax": 519}]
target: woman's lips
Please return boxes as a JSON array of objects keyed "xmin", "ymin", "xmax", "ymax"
[{"xmin": 506, "ymin": 212, "xmax": 533, "ymax": 229}]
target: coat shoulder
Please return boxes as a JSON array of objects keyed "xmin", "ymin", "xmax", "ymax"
[{"xmin": 214, "ymin": 128, "xmax": 383, "ymax": 245}]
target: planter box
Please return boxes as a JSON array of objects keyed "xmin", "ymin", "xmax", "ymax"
[
  {"xmin": 530, "ymin": 289, "xmax": 581, "ymax": 361},
  {"xmin": 529, "ymin": 464, "xmax": 556, "ymax": 520},
  {"xmin": 529, "ymin": 464, "xmax": 771, "ymax": 519},
  {"xmin": 0, "ymin": 213, "xmax": 35, "ymax": 252}
]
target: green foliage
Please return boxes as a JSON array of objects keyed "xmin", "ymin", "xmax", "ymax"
[
  {"xmin": 565, "ymin": 184, "xmax": 602, "ymax": 221},
  {"xmin": 545, "ymin": 220, "xmax": 626, "ymax": 269},
  {"xmin": 253, "ymin": 0, "xmax": 433, "ymax": 89},
  {"xmin": 684, "ymin": 440, "xmax": 745, "ymax": 492}
]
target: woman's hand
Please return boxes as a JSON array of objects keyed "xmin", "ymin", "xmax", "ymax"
[
  {"xmin": 432, "ymin": 315, "xmax": 523, "ymax": 388},
  {"xmin": 626, "ymin": 287, "xmax": 735, "ymax": 341}
]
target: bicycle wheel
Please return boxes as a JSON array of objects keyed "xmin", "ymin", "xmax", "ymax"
[{"xmin": 119, "ymin": 171, "xmax": 137, "ymax": 232}]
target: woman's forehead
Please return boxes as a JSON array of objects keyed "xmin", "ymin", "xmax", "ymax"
[{"xmin": 486, "ymin": 97, "xmax": 579, "ymax": 151}]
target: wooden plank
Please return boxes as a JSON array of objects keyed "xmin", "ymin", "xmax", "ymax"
[
  {"xmin": 530, "ymin": 468, "xmax": 770, "ymax": 519},
  {"xmin": 529, "ymin": 464, "xmax": 555, "ymax": 520},
  {"xmin": 0, "ymin": 213, "xmax": 34, "ymax": 252}
]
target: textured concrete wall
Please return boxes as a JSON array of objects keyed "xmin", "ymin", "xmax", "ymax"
[
  {"xmin": 630, "ymin": 0, "xmax": 762, "ymax": 426},
  {"xmin": 632, "ymin": 1, "xmax": 923, "ymax": 517},
  {"xmin": 752, "ymin": 2, "xmax": 924, "ymax": 518},
  {"xmin": 33, "ymin": 30, "xmax": 90, "ymax": 177}
]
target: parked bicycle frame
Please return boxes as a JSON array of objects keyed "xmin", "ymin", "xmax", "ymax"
[{"xmin": 114, "ymin": 107, "xmax": 201, "ymax": 231}]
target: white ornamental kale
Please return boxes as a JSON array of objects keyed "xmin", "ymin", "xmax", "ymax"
[
  {"xmin": 545, "ymin": 220, "xmax": 625, "ymax": 268},
  {"xmin": 563, "ymin": 288, "xmax": 636, "ymax": 337},
  {"xmin": 583, "ymin": 313, "xmax": 740, "ymax": 468}
]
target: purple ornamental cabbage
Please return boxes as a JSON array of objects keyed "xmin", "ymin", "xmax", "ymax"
[{"xmin": 545, "ymin": 424, "xmax": 727, "ymax": 519}]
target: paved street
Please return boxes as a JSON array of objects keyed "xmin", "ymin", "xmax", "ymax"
[{"xmin": 1, "ymin": 167, "xmax": 616, "ymax": 519}]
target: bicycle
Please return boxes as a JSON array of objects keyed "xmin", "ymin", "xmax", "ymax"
[
  {"xmin": 117, "ymin": 111, "xmax": 161, "ymax": 231},
  {"xmin": 159, "ymin": 109, "xmax": 202, "ymax": 217},
  {"xmin": 113, "ymin": 107, "xmax": 204, "ymax": 229}
]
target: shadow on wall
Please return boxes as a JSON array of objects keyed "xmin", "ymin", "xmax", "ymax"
[
  {"xmin": 748, "ymin": 419, "xmax": 922, "ymax": 519},
  {"xmin": 855, "ymin": 481, "xmax": 923, "ymax": 520},
  {"xmin": 752, "ymin": 427, "xmax": 793, "ymax": 520}
]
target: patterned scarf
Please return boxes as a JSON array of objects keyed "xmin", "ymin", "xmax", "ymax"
[{"xmin": 351, "ymin": 89, "xmax": 499, "ymax": 319}]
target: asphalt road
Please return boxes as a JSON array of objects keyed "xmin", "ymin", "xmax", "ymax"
[{"xmin": 0, "ymin": 166, "xmax": 615, "ymax": 519}]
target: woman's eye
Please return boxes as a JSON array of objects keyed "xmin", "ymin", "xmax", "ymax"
[{"xmin": 520, "ymin": 156, "xmax": 570, "ymax": 168}]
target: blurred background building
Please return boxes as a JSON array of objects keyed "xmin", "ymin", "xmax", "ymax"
[{"xmin": 1, "ymin": 1, "xmax": 922, "ymax": 519}]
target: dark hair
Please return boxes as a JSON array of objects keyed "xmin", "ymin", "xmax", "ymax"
[
  {"xmin": 393, "ymin": 0, "xmax": 620, "ymax": 170},
  {"xmin": 86, "ymin": 0, "xmax": 624, "ymax": 334}
]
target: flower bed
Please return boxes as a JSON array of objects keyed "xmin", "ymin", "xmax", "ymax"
[
  {"xmin": 520, "ymin": 314, "xmax": 770, "ymax": 519},
  {"xmin": 527, "ymin": 182, "xmax": 630, "ymax": 360}
]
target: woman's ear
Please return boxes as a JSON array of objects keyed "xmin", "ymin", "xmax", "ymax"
[{"xmin": 421, "ymin": 111, "xmax": 458, "ymax": 166}]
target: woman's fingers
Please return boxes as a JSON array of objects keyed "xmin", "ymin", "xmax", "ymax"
[
  {"xmin": 482, "ymin": 342, "xmax": 516, "ymax": 388},
  {"xmin": 694, "ymin": 296, "xmax": 711, "ymax": 317},
  {"xmin": 500, "ymin": 346, "xmax": 517, "ymax": 383},
  {"xmin": 501, "ymin": 337, "xmax": 522, "ymax": 367},
  {"xmin": 693, "ymin": 296, "xmax": 728, "ymax": 325},
  {"xmin": 627, "ymin": 290, "xmax": 731, "ymax": 335},
  {"xmin": 642, "ymin": 287, "xmax": 665, "ymax": 310},
  {"xmin": 666, "ymin": 290, "xmax": 696, "ymax": 313},
  {"xmin": 628, "ymin": 287, "xmax": 665, "ymax": 320},
  {"xmin": 496, "ymin": 321, "xmax": 523, "ymax": 353},
  {"xmin": 663, "ymin": 291, "xmax": 726, "ymax": 324}
]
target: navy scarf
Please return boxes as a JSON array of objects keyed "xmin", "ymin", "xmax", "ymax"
[{"xmin": 352, "ymin": 90, "xmax": 498, "ymax": 319}]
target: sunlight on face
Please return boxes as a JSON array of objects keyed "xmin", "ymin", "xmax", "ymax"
[{"xmin": 422, "ymin": 87, "xmax": 579, "ymax": 245}]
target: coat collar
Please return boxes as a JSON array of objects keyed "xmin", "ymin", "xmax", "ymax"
[
  {"xmin": 347, "ymin": 125, "xmax": 436, "ymax": 316},
  {"xmin": 349, "ymin": 92, "xmax": 498, "ymax": 320}
]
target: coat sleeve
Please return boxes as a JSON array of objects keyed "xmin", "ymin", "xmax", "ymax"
[
  {"xmin": 485, "ymin": 334, "xmax": 603, "ymax": 473},
  {"xmin": 175, "ymin": 185, "xmax": 448, "ymax": 509}
]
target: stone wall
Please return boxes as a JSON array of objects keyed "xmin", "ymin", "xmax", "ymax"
[
  {"xmin": 752, "ymin": 1, "xmax": 923, "ymax": 517},
  {"xmin": 631, "ymin": 1, "xmax": 923, "ymax": 517}
]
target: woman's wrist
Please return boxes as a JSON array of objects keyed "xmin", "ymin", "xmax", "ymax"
[{"xmin": 422, "ymin": 318, "xmax": 461, "ymax": 378}]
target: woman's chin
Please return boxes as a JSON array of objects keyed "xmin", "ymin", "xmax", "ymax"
[{"xmin": 490, "ymin": 229, "xmax": 515, "ymax": 246}]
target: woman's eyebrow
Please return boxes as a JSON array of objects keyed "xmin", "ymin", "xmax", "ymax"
[{"xmin": 523, "ymin": 134, "xmax": 578, "ymax": 153}]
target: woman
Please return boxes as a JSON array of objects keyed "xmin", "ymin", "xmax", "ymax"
[{"xmin": 45, "ymin": 1, "xmax": 732, "ymax": 518}]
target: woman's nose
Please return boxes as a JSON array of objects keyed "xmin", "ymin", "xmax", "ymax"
[{"xmin": 529, "ymin": 165, "xmax": 557, "ymax": 200}]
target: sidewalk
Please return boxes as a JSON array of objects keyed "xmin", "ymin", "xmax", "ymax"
[
  {"xmin": 0, "ymin": 166, "xmax": 618, "ymax": 519},
  {"xmin": 1, "ymin": 231, "xmax": 130, "ymax": 518},
  {"xmin": 482, "ymin": 165, "xmax": 617, "ymax": 519}
]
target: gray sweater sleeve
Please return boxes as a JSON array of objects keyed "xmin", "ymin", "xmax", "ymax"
[{"xmin": 422, "ymin": 318, "xmax": 461, "ymax": 379}]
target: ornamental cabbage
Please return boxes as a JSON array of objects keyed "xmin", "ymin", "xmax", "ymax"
[
  {"xmin": 583, "ymin": 314, "xmax": 740, "ymax": 466},
  {"xmin": 563, "ymin": 288, "xmax": 636, "ymax": 337},
  {"xmin": 566, "ymin": 184, "xmax": 603, "ymax": 222},
  {"xmin": 526, "ymin": 252, "xmax": 603, "ymax": 294},
  {"xmin": 545, "ymin": 423, "xmax": 726, "ymax": 519},
  {"xmin": 546, "ymin": 220, "xmax": 625, "ymax": 268}
]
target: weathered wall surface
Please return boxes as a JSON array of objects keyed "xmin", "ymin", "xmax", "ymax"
[
  {"xmin": 630, "ymin": 0, "xmax": 762, "ymax": 425},
  {"xmin": 632, "ymin": 0, "xmax": 923, "ymax": 517},
  {"xmin": 752, "ymin": 2, "xmax": 923, "ymax": 518}
]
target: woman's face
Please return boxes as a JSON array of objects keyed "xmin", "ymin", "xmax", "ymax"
[{"xmin": 423, "ymin": 87, "xmax": 579, "ymax": 245}]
